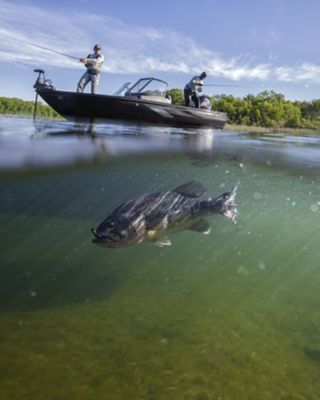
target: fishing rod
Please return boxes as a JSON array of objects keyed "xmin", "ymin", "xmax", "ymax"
[
  {"xmin": 203, "ymin": 83, "xmax": 251, "ymax": 88},
  {"xmin": 8, "ymin": 36, "xmax": 80, "ymax": 61}
]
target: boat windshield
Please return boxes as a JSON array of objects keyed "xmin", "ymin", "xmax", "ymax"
[{"xmin": 125, "ymin": 78, "xmax": 168, "ymax": 97}]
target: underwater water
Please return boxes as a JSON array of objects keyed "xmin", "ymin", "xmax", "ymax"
[{"xmin": 1, "ymin": 117, "xmax": 320, "ymax": 400}]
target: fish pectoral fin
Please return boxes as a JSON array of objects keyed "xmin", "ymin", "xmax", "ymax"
[
  {"xmin": 188, "ymin": 220, "xmax": 211, "ymax": 235},
  {"xmin": 151, "ymin": 236, "xmax": 172, "ymax": 247},
  {"xmin": 173, "ymin": 181, "xmax": 207, "ymax": 198}
]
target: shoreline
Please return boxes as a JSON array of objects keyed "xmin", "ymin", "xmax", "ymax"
[{"xmin": 225, "ymin": 123, "xmax": 320, "ymax": 135}]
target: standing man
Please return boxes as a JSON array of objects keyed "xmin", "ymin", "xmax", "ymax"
[
  {"xmin": 184, "ymin": 72, "xmax": 207, "ymax": 107},
  {"xmin": 77, "ymin": 44, "xmax": 104, "ymax": 94}
]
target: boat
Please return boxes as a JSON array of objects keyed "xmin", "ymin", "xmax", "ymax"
[{"xmin": 33, "ymin": 70, "xmax": 227, "ymax": 128}]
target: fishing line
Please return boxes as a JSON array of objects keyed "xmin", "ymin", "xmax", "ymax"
[{"xmin": 7, "ymin": 36, "xmax": 79, "ymax": 61}]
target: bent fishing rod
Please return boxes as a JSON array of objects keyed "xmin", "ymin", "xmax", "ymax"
[{"xmin": 9, "ymin": 37, "xmax": 80, "ymax": 61}]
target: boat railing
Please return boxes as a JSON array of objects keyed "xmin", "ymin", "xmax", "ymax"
[{"xmin": 113, "ymin": 82, "xmax": 131, "ymax": 96}]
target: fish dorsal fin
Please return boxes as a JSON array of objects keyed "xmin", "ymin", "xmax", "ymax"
[
  {"xmin": 173, "ymin": 181, "xmax": 207, "ymax": 198},
  {"xmin": 188, "ymin": 219, "xmax": 211, "ymax": 235}
]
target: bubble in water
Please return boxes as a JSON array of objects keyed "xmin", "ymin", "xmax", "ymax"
[
  {"xmin": 310, "ymin": 204, "xmax": 319, "ymax": 212},
  {"xmin": 258, "ymin": 261, "xmax": 266, "ymax": 271},
  {"xmin": 253, "ymin": 192, "xmax": 262, "ymax": 200}
]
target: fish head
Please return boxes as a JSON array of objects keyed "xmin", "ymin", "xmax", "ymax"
[{"xmin": 91, "ymin": 213, "xmax": 146, "ymax": 248}]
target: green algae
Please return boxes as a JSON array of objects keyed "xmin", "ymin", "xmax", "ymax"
[{"xmin": 1, "ymin": 287, "xmax": 319, "ymax": 399}]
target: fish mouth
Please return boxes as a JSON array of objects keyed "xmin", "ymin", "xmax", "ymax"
[
  {"xmin": 91, "ymin": 228, "xmax": 121, "ymax": 248},
  {"xmin": 91, "ymin": 228, "xmax": 107, "ymax": 243},
  {"xmin": 91, "ymin": 228, "xmax": 98, "ymax": 238},
  {"xmin": 92, "ymin": 238, "xmax": 115, "ymax": 247}
]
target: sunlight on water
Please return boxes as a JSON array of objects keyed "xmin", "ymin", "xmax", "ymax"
[{"xmin": 1, "ymin": 117, "xmax": 320, "ymax": 399}]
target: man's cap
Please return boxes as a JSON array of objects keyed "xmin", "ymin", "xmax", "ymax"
[
  {"xmin": 94, "ymin": 44, "xmax": 102, "ymax": 50},
  {"xmin": 200, "ymin": 71, "xmax": 207, "ymax": 78}
]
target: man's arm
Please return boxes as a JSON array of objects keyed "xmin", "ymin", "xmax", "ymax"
[
  {"xmin": 195, "ymin": 78, "xmax": 204, "ymax": 92},
  {"xmin": 82, "ymin": 55, "xmax": 105, "ymax": 66}
]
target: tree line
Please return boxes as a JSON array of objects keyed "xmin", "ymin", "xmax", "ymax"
[
  {"xmin": 0, "ymin": 96, "xmax": 60, "ymax": 119},
  {"xmin": 1, "ymin": 92, "xmax": 320, "ymax": 128},
  {"xmin": 168, "ymin": 89, "xmax": 320, "ymax": 129}
]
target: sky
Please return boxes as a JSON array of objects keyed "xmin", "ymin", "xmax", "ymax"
[{"xmin": 1, "ymin": 0, "xmax": 320, "ymax": 101}]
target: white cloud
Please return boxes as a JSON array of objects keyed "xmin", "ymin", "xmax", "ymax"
[
  {"xmin": 275, "ymin": 64, "xmax": 320, "ymax": 83},
  {"xmin": 0, "ymin": 0, "xmax": 320, "ymax": 85}
]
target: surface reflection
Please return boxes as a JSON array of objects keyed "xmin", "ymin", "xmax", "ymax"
[{"xmin": 1, "ymin": 117, "xmax": 320, "ymax": 174}]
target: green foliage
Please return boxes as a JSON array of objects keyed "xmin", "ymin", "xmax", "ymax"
[
  {"xmin": 167, "ymin": 88, "xmax": 184, "ymax": 106},
  {"xmin": 211, "ymin": 90, "xmax": 320, "ymax": 129},
  {"xmin": 0, "ymin": 97, "xmax": 61, "ymax": 119},
  {"xmin": 295, "ymin": 99, "xmax": 320, "ymax": 121}
]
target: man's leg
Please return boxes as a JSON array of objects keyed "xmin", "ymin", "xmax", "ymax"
[
  {"xmin": 91, "ymin": 74, "xmax": 100, "ymax": 94},
  {"xmin": 192, "ymin": 93, "xmax": 199, "ymax": 108},
  {"xmin": 184, "ymin": 88, "xmax": 191, "ymax": 106},
  {"xmin": 77, "ymin": 72, "xmax": 90, "ymax": 93}
]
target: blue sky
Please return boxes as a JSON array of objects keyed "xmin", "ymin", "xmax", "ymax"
[{"xmin": 1, "ymin": 0, "xmax": 320, "ymax": 101}]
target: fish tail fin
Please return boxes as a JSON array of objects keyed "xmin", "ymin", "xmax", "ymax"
[{"xmin": 211, "ymin": 182, "xmax": 239, "ymax": 224}]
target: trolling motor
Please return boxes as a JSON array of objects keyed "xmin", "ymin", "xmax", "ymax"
[
  {"xmin": 33, "ymin": 69, "xmax": 55, "ymax": 120},
  {"xmin": 33, "ymin": 69, "xmax": 55, "ymax": 91},
  {"xmin": 33, "ymin": 68, "xmax": 45, "ymax": 91}
]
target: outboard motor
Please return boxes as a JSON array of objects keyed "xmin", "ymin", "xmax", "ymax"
[{"xmin": 199, "ymin": 95, "xmax": 212, "ymax": 110}]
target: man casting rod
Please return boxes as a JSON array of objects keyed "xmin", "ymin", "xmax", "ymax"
[{"xmin": 7, "ymin": 36, "xmax": 249, "ymax": 89}]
